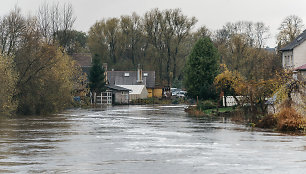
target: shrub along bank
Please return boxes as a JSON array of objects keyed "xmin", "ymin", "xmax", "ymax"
[{"xmin": 185, "ymin": 100, "xmax": 305, "ymax": 134}]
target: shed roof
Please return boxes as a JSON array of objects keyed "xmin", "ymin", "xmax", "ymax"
[
  {"xmin": 280, "ymin": 30, "xmax": 306, "ymax": 51},
  {"xmin": 294, "ymin": 64, "xmax": 306, "ymax": 71},
  {"xmin": 106, "ymin": 85, "xmax": 130, "ymax": 91},
  {"xmin": 117, "ymin": 85, "xmax": 146, "ymax": 95}
]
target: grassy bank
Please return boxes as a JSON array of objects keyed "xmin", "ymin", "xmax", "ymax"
[
  {"xmin": 184, "ymin": 105, "xmax": 234, "ymax": 117},
  {"xmin": 185, "ymin": 103, "xmax": 305, "ymax": 134}
]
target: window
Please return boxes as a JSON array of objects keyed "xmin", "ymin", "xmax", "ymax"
[
  {"xmin": 143, "ymin": 73, "xmax": 148, "ymax": 77},
  {"xmin": 124, "ymin": 72, "xmax": 129, "ymax": 77}
]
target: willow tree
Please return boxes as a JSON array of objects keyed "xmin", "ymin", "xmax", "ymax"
[
  {"xmin": 15, "ymin": 41, "xmax": 83, "ymax": 115},
  {"xmin": 184, "ymin": 37, "xmax": 219, "ymax": 100}
]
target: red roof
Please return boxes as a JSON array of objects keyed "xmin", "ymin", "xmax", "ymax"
[{"xmin": 294, "ymin": 64, "xmax": 306, "ymax": 71}]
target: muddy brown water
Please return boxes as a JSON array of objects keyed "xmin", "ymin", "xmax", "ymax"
[{"xmin": 0, "ymin": 105, "xmax": 305, "ymax": 173}]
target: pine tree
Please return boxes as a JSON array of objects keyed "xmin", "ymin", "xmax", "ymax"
[
  {"xmin": 184, "ymin": 37, "xmax": 219, "ymax": 100},
  {"xmin": 89, "ymin": 54, "xmax": 106, "ymax": 93}
]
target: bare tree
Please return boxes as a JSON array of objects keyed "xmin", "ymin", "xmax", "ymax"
[
  {"xmin": 143, "ymin": 8, "xmax": 197, "ymax": 85},
  {"xmin": 120, "ymin": 12, "xmax": 143, "ymax": 65},
  {"xmin": 37, "ymin": 2, "xmax": 76, "ymax": 46},
  {"xmin": 277, "ymin": 15, "xmax": 304, "ymax": 46},
  {"xmin": 0, "ymin": 7, "xmax": 26, "ymax": 56}
]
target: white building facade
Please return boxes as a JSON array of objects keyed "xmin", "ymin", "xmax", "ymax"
[{"xmin": 280, "ymin": 30, "xmax": 306, "ymax": 69}]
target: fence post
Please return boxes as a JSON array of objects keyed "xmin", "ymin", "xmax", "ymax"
[{"xmin": 101, "ymin": 92, "xmax": 103, "ymax": 104}]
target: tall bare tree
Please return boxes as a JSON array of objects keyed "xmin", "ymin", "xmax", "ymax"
[
  {"xmin": 277, "ymin": 15, "xmax": 304, "ymax": 47},
  {"xmin": 143, "ymin": 8, "xmax": 197, "ymax": 85},
  {"xmin": 0, "ymin": 7, "xmax": 26, "ymax": 56},
  {"xmin": 120, "ymin": 12, "xmax": 143, "ymax": 65},
  {"xmin": 37, "ymin": 2, "xmax": 76, "ymax": 47}
]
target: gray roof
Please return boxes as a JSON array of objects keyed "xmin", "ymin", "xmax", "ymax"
[
  {"xmin": 106, "ymin": 85, "xmax": 130, "ymax": 91},
  {"xmin": 72, "ymin": 53, "xmax": 92, "ymax": 67},
  {"xmin": 280, "ymin": 30, "xmax": 306, "ymax": 51},
  {"xmin": 107, "ymin": 71, "xmax": 155, "ymax": 88}
]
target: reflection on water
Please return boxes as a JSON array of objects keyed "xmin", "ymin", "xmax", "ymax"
[{"xmin": 0, "ymin": 105, "xmax": 305, "ymax": 173}]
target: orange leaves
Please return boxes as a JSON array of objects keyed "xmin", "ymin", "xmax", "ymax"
[{"xmin": 276, "ymin": 107, "xmax": 305, "ymax": 131}]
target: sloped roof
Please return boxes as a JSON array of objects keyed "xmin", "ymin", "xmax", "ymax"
[
  {"xmin": 294, "ymin": 64, "xmax": 306, "ymax": 71},
  {"xmin": 72, "ymin": 53, "xmax": 92, "ymax": 67},
  {"xmin": 117, "ymin": 85, "xmax": 146, "ymax": 94},
  {"xmin": 106, "ymin": 85, "xmax": 130, "ymax": 91},
  {"xmin": 107, "ymin": 71, "xmax": 155, "ymax": 88},
  {"xmin": 280, "ymin": 30, "xmax": 306, "ymax": 51}
]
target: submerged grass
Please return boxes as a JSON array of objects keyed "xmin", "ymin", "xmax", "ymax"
[{"xmin": 203, "ymin": 107, "xmax": 234, "ymax": 115}]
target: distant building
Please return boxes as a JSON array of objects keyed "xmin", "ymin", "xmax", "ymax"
[
  {"xmin": 117, "ymin": 85, "xmax": 148, "ymax": 101},
  {"xmin": 106, "ymin": 64, "xmax": 162, "ymax": 99},
  {"xmin": 106, "ymin": 85, "xmax": 130, "ymax": 104},
  {"xmin": 71, "ymin": 53, "xmax": 162, "ymax": 101},
  {"xmin": 71, "ymin": 53, "xmax": 92, "ymax": 76},
  {"xmin": 280, "ymin": 30, "xmax": 306, "ymax": 69},
  {"xmin": 264, "ymin": 47, "xmax": 276, "ymax": 53}
]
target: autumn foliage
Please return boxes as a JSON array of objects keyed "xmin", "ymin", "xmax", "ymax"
[
  {"xmin": 0, "ymin": 55, "xmax": 18, "ymax": 115},
  {"xmin": 275, "ymin": 107, "xmax": 305, "ymax": 132}
]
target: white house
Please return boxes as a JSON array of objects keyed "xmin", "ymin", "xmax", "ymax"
[{"xmin": 280, "ymin": 30, "xmax": 306, "ymax": 69}]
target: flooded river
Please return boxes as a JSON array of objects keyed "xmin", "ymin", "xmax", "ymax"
[{"xmin": 0, "ymin": 105, "xmax": 305, "ymax": 173}]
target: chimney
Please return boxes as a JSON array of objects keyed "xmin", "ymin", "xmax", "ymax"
[
  {"xmin": 103, "ymin": 63, "xmax": 108, "ymax": 83},
  {"xmin": 137, "ymin": 64, "xmax": 143, "ymax": 83}
]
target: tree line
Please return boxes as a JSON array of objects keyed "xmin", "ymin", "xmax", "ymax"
[
  {"xmin": 185, "ymin": 15, "xmax": 305, "ymax": 117},
  {"xmin": 1, "ymin": 2, "xmax": 304, "ymax": 115},
  {"xmin": 88, "ymin": 11, "xmax": 304, "ymax": 87},
  {"xmin": 0, "ymin": 4, "xmax": 87, "ymax": 115}
]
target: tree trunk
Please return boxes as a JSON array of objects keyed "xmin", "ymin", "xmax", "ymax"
[{"xmin": 166, "ymin": 46, "xmax": 171, "ymax": 86}]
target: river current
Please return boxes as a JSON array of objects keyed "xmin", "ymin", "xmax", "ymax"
[{"xmin": 0, "ymin": 105, "xmax": 305, "ymax": 173}]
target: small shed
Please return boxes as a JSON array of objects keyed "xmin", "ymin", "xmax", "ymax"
[
  {"xmin": 117, "ymin": 85, "xmax": 148, "ymax": 101},
  {"xmin": 106, "ymin": 85, "xmax": 130, "ymax": 104}
]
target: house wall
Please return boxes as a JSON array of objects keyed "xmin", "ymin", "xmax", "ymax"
[
  {"xmin": 129, "ymin": 87, "xmax": 148, "ymax": 101},
  {"xmin": 114, "ymin": 91, "xmax": 129, "ymax": 104},
  {"xmin": 293, "ymin": 41, "xmax": 306, "ymax": 68},
  {"xmin": 147, "ymin": 88, "xmax": 163, "ymax": 98},
  {"xmin": 282, "ymin": 51, "xmax": 293, "ymax": 68}
]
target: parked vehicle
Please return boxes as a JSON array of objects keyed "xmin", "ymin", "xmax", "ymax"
[
  {"xmin": 176, "ymin": 91, "xmax": 187, "ymax": 98},
  {"xmin": 171, "ymin": 88, "xmax": 181, "ymax": 96}
]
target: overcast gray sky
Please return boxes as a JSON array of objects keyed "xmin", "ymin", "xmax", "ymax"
[{"xmin": 1, "ymin": 0, "xmax": 305, "ymax": 47}]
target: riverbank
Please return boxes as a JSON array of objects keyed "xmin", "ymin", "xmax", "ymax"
[{"xmin": 185, "ymin": 105, "xmax": 306, "ymax": 135}]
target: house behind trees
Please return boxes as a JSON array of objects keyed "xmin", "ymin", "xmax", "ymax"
[
  {"xmin": 72, "ymin": 53, "xmax": 161, "ymax": 103},
  {"xmin": 280, "ymin": 30, "xmax": 306, "ymax": 71}
]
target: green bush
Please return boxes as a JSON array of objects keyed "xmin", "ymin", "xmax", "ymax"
[{"xmin": 197, "ymin": 100, "xmax": 217, "ymax": 111}]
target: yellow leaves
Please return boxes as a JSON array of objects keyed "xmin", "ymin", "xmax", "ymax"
[
  {"xmin": 0, "ymin": 54, "xmax": 18, "ymax": 115},
  {"xmin": 214, "ymin": 67, "xmax": 245, "ymax": 95},
  {"xmin": 13, "ymin": 43, "xmax": 87, "ymax": 115}
]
